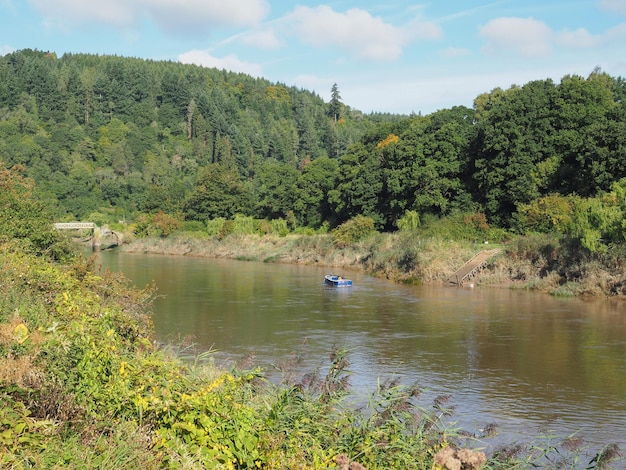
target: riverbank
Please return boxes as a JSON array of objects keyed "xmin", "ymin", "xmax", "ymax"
[{"xmin": 120, "ymin": 231, "xmax": 626, "ymax": 299}]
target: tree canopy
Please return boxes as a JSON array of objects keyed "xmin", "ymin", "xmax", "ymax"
[{"xmin": 2, "ymin": 49, "xmax": 626, "ymax": 250}]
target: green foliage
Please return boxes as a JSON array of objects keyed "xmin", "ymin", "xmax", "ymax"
[
  {"xmin": 133, "ymin": 211, "xmax": 181, "ymax": 238},
  {"xmin": 270, "ymin": 218, "xmax": 290, "ymax": 237},
  {"xmin": 153, "ymin": 372, "xmax": 264, "ymax": 469},
  {"xmin": 293, "ymin": 157, "xmax": 338, "ymax": 228},
  {"xmin": 515, "ymin": 194, "xmax": 575, "ymax": 234},
  {"xmin": 180, "ymin": 219, "xmax": 206, "ymax": 233},
  {"xmin": 397, "ymin": 210, "xmax": 420, "ymax": 232},
  {"xmin": 184, "ymin": 164, "xmax": 252, "ymax": 221},
  {"xmin": 380, "ymin": 107, "xmax": 476, "ymax": 226},
  {"xmin": 419, "ymin": 212, "xmax": 509, "ymax": 243},
  {"xmin": 473, "ymin": 80, "xmax": 560, "ymax": 225},
  {"xmin": 328, "ymin": 83, "xmax": 343, "ymax": 121},
  {"xmin": 473, "ymin": 73, "xmax": 626, "ymax": 227},
  {"xmin": 218, "ymin": 220, "xmax": 235, "ymax": 240},
  {"xmin": 0, "ymin": 50, "xmax": 377, "ymax": 223},
  {"xmin": 254, "ymin": 160, "xmax": 300, "ymax": 220},
  {"xmin": 565, "ymin": 194, "xmax": 623, "ymax": 253},
  {"xmin": 515, "ymin": 182, "xmax": 626, "ymax": 253},
  {"xmin": 0, "ymin": 399, "xmax": 47, "ymax": 459},
  {"xmin": 332, "ymin": 215, "xmax": 377, "ymax": 247},
  {"xmin": 328, "ymin": 144, "xmax": 384, "ymax": 227},
  {"xmin": 5, "ymin": 50, "xmax": 626, "ymax": 236},
  {"xmin": 0, "ymin": 163, "xmax": 73, "ymax": 260},
  {"xmin": 232, "ymin": 214, "xmax": 257, "ymax": 235},
  {"xmin": 206, "ymin": 217, "xmax": 227, "ymax": 236}
]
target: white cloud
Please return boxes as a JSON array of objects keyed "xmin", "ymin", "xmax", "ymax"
[
  {"xmin": 480, "ymin": 17, "xmax": 553, "ymax": 57},
  {"xmin": 556, "ymin": 23, "xmax": 626, "ymax": 49},
  {"xmin": 604, "ymin": 23, "xmax": 626, "ymax": 42},
  {"xmin": 27, "ymin": 0, "xmax": 269, "ymax": 34},
  {"xmin": 601, "ymin": 0, "xmax": 626, "ymax": 15},
  {"xmin": 557, "ymin": 28, "xmax": 603, "ymax": 48},
  {"xmin": 178, "ymin": 49, "xmax": 263, "ymax": 76},
  {"xmin": 143, "ymin": 0, "xmax": 270, "ymax": 35},
  {"xmin": 479, "ymin": 15, "xmax": 626, "ymax": 58},
  {"xmin": 404, "ymin": 16, "xmax": 442, "ymax": 42},
  {"xmin": 284, "ymin": 5, "xmax": 440, "ymax": 61},
  {"xmin": 28, "ymin": 0, "xmax": 136, "ymax": 28}
]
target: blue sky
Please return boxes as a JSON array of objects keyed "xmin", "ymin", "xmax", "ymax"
[{"xmin": 2, "ymin": 0, "xmax": 626, "ymax": 115}]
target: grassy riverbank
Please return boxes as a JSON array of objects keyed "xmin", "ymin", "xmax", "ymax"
[{"xmin": 121, "ymin": 230, "xmax": 626, "ymax": 299}]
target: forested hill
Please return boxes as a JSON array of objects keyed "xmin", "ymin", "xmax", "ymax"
[
  {"xmin": 3, "ymin": 49, "xmax": 626, "ymax": 250},
  {"xmin": 0, "ymin": 49, "xmax": 397, "ymax": 222}
]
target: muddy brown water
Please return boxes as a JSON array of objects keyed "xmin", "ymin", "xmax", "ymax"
[{"xmin": 95, "ymin": 250, "xmax": 626, "ymax": 459}]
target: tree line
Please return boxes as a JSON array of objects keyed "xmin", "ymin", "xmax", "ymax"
[{"xmin": 2, "ymin": 50, "xmax": 626, "ymax": 251}]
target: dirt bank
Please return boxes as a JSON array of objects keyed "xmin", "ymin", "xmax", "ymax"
[{"xmin": 119, "ymin": 232, "xmax": 626, "ymax": 299}]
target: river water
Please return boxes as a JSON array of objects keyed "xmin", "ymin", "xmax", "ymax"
[{"xmin": 95, "ymin": 250, "xmax": 626, "ymax": 458}]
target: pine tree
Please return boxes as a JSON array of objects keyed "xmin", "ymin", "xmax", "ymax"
[{"xmin": 328, "ymin": 83, "xmax": 342, "ymax": 122}]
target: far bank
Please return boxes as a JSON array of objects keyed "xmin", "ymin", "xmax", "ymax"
[{"xmin": 118, "ymin": 231, "xmax": 626, "ymax": 299}]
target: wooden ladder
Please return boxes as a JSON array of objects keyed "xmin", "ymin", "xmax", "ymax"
[{"xmin": 446, "ymin": 249, "xmax": 501, "ymax": 286}]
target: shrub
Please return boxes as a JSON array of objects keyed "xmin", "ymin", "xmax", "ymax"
[
  {"xmin": 420, "ymin": 212, "xmax": 495, "ymax": 242},
  {"xmin": 133, "ymin": 211, "xmax": 181, "ymax": 238},
  {"xmin": 332, "ymin": 215, "xmax": 376, "ymax": 247},
  {"xmin": 206, "ymin": 217, "xmax": 226, "ymax": 236},
  {"xmin": 271, "ymin": 218, "xmax": 289, "ymax": 237},
  {"xmin": 397, "ymin": 210, "xmax": 420, "ymax": 232},
  {"xmin": 257, "ymin": 219, "xmax": 272, "ymax": 235},
  {"xmin": 0, "ymin": 163, "xmax": 73, "ymax": 261},
  {"xmin": 233, "ymin": 214, "xmax": 257, "ymax": 235},
  {"xmin": 514, "ymin": 194, "xmax": 574, "ymax": 234},
  {"xmin": 218, "ymin": 220, "xmax": 235, "ymax": 240}
]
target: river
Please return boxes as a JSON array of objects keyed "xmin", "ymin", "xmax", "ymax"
[{"xmin": 95, "ymin": 250, "xmax": 626, "ymax": 459}]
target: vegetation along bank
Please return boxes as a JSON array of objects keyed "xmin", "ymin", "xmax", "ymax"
[{"xmin": 122, "ymin": 212, "xmax": 626, "ymax": 299}]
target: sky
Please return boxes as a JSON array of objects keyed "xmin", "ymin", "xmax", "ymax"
[{"xmin": 2, "ymin": 0, "xmax": 626, "ymax": 115}]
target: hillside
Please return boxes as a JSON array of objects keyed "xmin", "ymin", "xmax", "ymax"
[
  {"xmin": 0, "ymin": 49, "xmax": 395, "ymax": 220},
  {"xmin": 3, "ymin": 50, "xmax": 626, "ymax": 255}
]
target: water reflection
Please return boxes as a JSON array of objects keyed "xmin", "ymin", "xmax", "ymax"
[{"xmin": 96, "ymin": 250, "xmax": 626, "ymax": 452}]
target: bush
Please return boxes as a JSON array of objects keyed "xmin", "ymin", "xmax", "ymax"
[
  {"xmin": 271, "ymin": 218, "xmax": 289, "ymax": 237},
  {"xmin": 218, "ymin": 220, "xmax": 235, "ymax": 240},
  {"xmin": 206, "ymin": 217, "xmax": 227, "ymax": 236},
  {"xmin": 397, "ymin": 210, "xmax": 420, "ymax": 232},
  {"xmin": 417, "ymin": 212, "xmax": 510, "ymax": 244},
  {"xmin": 0, "ymin": 163, "xmax": 74, "ymax": 261},
  {"xmin": 133, "ymin": 211, "xmax": 181, "ymax": 238},
  {"xmin": 233, "ymin": 214, "xmax": 257, "ymax": 235},
  {"xmin": 514, "ymin": 194, "xmax": 574, "ymax": 234},
  {"xmin": 332, "ymin": 215, "xmax": 376, "ymax": 247}
]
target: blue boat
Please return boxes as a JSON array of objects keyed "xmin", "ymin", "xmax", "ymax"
[{"xmin": 324, "ymin": 274, "xmax": 352, "ymax": 287}]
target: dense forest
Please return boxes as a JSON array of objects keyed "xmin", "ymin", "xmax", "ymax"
[{"xmin": 3, "ymin": 50, "xmax": 626, "ymax": 252}]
